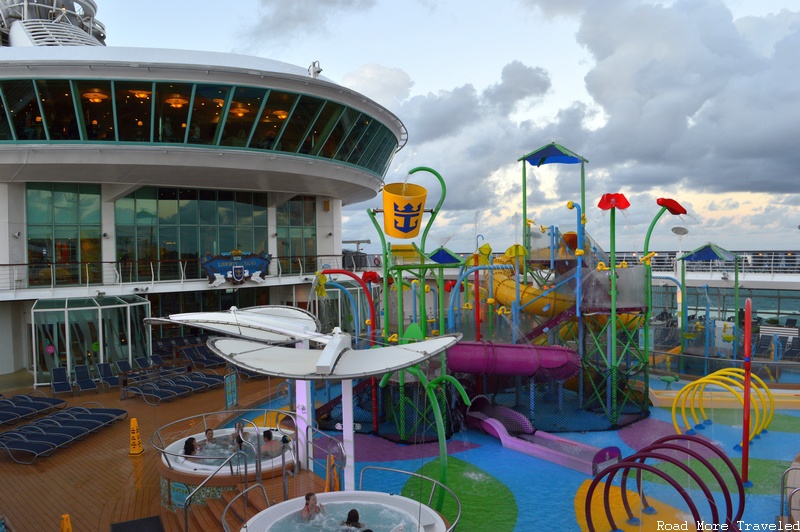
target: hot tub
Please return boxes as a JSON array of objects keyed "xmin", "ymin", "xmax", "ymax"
[
  {"xmin": 161, "ymin": 427, "xmax": 293, "ymax": 477},
  {"xmin": 242, "ymin": 490, "xmax": 447, "ymax": 531}
]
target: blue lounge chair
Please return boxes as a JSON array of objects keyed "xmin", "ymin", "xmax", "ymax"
[
  {"xmin": 57, "ymin": 407, "xmax": 117, "ymax": 426},
  {"xmin": 194, "ymin": 345, "xmax": 225, "ymax": 368},
  {"xmin": 14, "ymin": 391, "xmax": 66, "ymax": 410},
  {"xmin": 181, "ymin": 347, "xmax": 211, "ymax": 369},
  {"xmin": 2, "ymin": 395, "xmax": 52, "ymax": 415},
  {"xmin": 0, "ymin": 399, "xmax": 39, "ymax": 420},
  {"xmin": 73, "ymin": 402, "xmax": 128, "ymax": 421},
  {"xmin": 0, "ymin": 409, "xmax": 21, "ymax": 426},
  {"xmin": 116, "ymin": 360, "xmax": 147, "ymax": 384},
  {"xmin": 0, "ymin": 434, "xmax": 56, "ymax": 464},
  {"xmin": 31, "ymin": 418, "xmax": 91, "ymax": 439},
  {"xmin": 134, "ymin": 356, "xmax": 152, "ymax": 370},
  {"xmin": 10, "ymin": 425, "xmax": 74, "ymax": 449},
  {"xmin": 47, "ymin": 411, "xmax": 107, "ymax": 432},
  {"xmin": 96, "ymin": 362, "xmax": 120, "ymax": 390},
  {"xmin": 126, "ymin": 382, "xmax": 176, "ymax": 405},
  {"xmin": 73, "ymin": 364, "xmax": 99, "ymax": 394},
  {"xmin": 50, "ymin": 367, "xmax": 73, "ymax": 395}
]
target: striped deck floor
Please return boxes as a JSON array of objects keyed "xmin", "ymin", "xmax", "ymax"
[{"xmin": 0, "ymin": 372, "xmax": 317, "ymax": 531}]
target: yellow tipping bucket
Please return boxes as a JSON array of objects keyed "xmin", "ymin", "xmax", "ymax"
[{"xmin": 383, "ymin": 182, "xmax": 427, "ymax": 238}]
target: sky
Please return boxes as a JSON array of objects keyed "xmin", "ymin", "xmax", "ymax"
[{"xmin": 98, "ymin": 0, "xmax": 800, "ymax": 254}]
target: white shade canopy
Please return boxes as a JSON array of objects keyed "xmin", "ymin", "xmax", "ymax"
[{"xmin": 208, "ymin": 332, "xmax": 462, "ymax": 381}]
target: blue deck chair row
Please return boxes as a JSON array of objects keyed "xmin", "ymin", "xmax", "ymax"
[
  {"xmin": 0, "ymin": 391, "xmax": 67, "ymax": 426},
  {"xmin": 0, "ymin": 403, "xmax": 127, "ymax": 464},
  {"xmin": 179, "ymin": 345, "xmax": 225, "ymax": 370},
  {"xmin": 120, "ymin": 356, "xmax": 222, "ymax": 405}
]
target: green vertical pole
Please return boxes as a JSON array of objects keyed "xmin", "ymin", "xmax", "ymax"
[{"xmin": 642, "ymin": 206, "xmax": 669, "ymax": 378}]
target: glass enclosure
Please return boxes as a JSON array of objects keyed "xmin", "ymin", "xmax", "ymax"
[
  {"xmin": 31, "ymin": 295, "xmax": 150, "ymax": 386},
  {"xmin": 1, "ymin": 78, "xmax": 399, "ymax": 176}
]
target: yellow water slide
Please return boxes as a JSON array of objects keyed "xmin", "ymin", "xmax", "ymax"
[{"xmin": 492, "ymin": 254, "xmax": 575, "ymax": 319}]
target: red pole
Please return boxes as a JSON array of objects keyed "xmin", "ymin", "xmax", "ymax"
[{"xmin": 741, "ymin": 298, "xmax": 752, "ymax": 487}]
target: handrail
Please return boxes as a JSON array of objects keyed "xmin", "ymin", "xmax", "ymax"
[
  {"xmin": 789, "ymin": 488, "xmax": 800, "ymax": 524},
  {"xmin": 781, "ymin": 466, "xmax": 800, "ymax": 518},
  {"xmin": 182, "ymin": 450, "xmax": 251, "ymax": 532},
  {"xmin": 358, "ymin": 465, "xmax": 462, "ymax": 531},
  {"xmin": 305, "ymin": 425, "xmax": 346, "ymax": 489},
  {"xmin": 221, "ymin": 483, "xmax": 270, "ymax": 532}
]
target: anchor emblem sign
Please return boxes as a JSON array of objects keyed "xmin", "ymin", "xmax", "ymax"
[{"xmin": 393, "ymin": 201, "xmax": 423, "ymax": 234}]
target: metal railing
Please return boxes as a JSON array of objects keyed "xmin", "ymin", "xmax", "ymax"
[
  {"xmin": 781, "ymin": 467, "xmax": 800, "ymax": 523},
  {"xmin": 222, "ymin": 483, "xmax": 270, "ymax": 532},
  {"xmin": 181, "ymin": 450, "xmax": 253, "ymax": 532},
  {"xmin": 358, "ymin": 466, "xmax": 462, "ymax": 531}
]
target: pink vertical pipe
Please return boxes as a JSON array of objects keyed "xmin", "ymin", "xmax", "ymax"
[
  {"xmin": 741, "ymin": 298, "xmax": 752, "ymax": 486},
  {"xmin": 474, "ymin": 254, "xmax": 481, "ymax": 341}
]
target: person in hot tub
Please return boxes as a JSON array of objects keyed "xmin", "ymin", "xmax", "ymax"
[
  {"xmin": 300, "ymin": 492, "xmax": 325, "ymax": 520},
  {"xmin": 183, "ymin": 437, "xmax": 198, "ymax": 456},
  {"xmin": 261, "ymin": 430, "xmax": 285, "ymax": 458}
]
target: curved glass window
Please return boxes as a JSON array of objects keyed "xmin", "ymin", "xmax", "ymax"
[{"xmin": 0, "ymin": 77, "xmax": 399, "ymax": 177}]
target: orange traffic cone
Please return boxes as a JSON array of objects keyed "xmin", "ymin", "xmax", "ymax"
[
  {"xmin": 129, "ymin": 417, "xmax": 144, "ymax": 456},
  {"xmin": 60, "ymin": 514, "xmax": 73, "ymax": 532}
]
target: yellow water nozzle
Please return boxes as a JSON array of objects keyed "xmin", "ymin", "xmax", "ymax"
[
  {"xmin": 567, "ymin": 200, "xmax": 575, "ymax": 210},
  {"xmin": 597, "ymin": 262, "xmax": 609, "ymax": 271},
  {"xmin": 639, "ymin": 251, "xmax": 657, "ymax": 265}
]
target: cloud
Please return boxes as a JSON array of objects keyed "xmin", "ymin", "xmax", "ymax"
[
  {"xmin": 251, "ymin": 0, "xmax": 378, "ymax": 42},
  {"xmin": 483, "ymin": 61, "xmax": 551, "ymax": 114},
  {"xmin": 341, "ymin": 63, "xmax": 415, "ymax": 110}
]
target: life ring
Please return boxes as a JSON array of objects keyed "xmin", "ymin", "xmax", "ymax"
[{"xmin": 373, "ymin": 256, "xmax": 381, "ymax": 267}]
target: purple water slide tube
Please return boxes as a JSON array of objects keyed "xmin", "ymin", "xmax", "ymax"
[{"xmin": 447, "ymin": 341, "xmax": 581, "ymax": 382}]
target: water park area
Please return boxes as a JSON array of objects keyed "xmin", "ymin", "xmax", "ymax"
[{"xmin": 147, "ymin": 143, "xmax": 800, "ymax": 530}]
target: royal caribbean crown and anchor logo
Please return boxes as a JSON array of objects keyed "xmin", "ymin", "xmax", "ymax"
[
  {"xmin": 393, "ymin": 200, "xmax": 422, "ymax": 234},
  {"xmin": 201, "ymin": 249, "xmax": 272, "ymax": 287}
]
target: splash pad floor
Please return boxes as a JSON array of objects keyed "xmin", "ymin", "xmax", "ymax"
[{"xmin": 339, "ymin": 403, "xmax": 800, "ymax": 531}]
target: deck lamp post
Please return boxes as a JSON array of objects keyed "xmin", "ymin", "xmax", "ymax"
[
  {"xmin": 671, "ymin": 226, "xmax": 689, "ymax": 329},
  {"xmin": 643, "ymin": 199, "xmax": 687, "ymax": 375}
]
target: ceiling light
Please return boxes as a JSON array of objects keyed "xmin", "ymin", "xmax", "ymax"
[
  {"xmin": 230, "ymin": 104, "xmax": 250, "ymax": 117},
  {"xmin": 164, "ymin": 95, "xmax": 189, "ymax": 108},
  {"xmin": 82, "ymin": 90, "xmax": 109, "ymax": 103},
  {"xmin": 130, "ymin": 90, "xmax": 151, "ymax": 99},
  {"xmin": 272, "ymin": 110, "xmax": 288, "ymax": 120}
]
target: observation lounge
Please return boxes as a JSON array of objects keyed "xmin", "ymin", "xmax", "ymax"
[{"xmin": 0, "ymin": 0, "xmax": 406, "ymax": 384}]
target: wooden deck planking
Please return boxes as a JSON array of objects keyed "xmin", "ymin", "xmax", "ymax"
[{"xmin": 0, "ymin": 375, "xmax": 292, "ymax": 531}]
